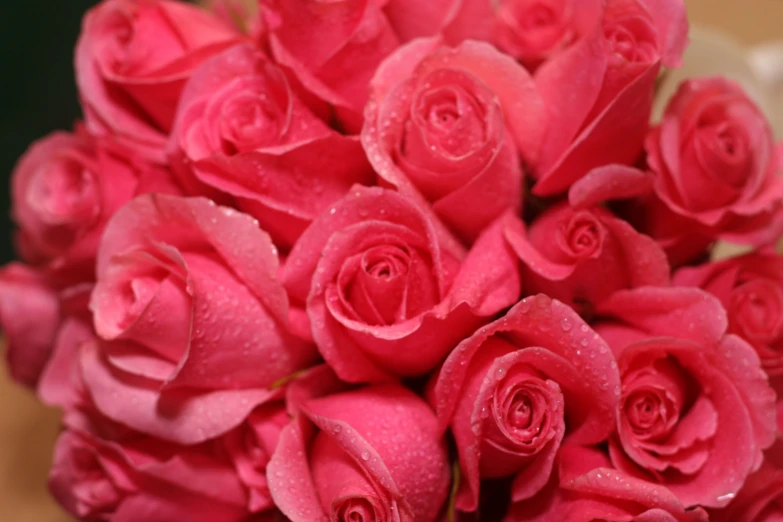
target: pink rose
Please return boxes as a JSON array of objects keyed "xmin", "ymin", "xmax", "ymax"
[
  {"xmin": 86, "ymin": 194, "xmax": 317, "ymax": 444},
  {"xmin": 39, "ymin": 304, "xmax": 287, "ymax": 520},
  {"xmin": 362, "ymin": 38, "xmax": 544, "ymax": 242},
  {"xmin": 11, "ymin": 128, "xmax": 175, "ymax": 284},
  {"xmin": 532, "ymin": 0, "xmax": 688, "ymax": 195},
  {"xmin": 0, "ymin": 263, "xmax": 60, "ymax": 387},
  {"xmin": 268, "ymin": 372, "xmax": 450, "ymax": 522},
  {"xmin": 594, "ymin": 287, "xmax": 777, "ymax": 507},
  {"xmin": 169, "ymin": 44, "xmax": 372, "ymax": 249},
  {"xmin": 642, "ymin": 78, "xmax": 783, "ymax": 258},
  {"xmin": 224, "ymin": 400, "xmax": 289, "ymax": 513},
  {"xmin": 40, "ymin": 308, "xmax": 282, "ymax": 521},
  {"xmin": 281, "ymin": 186, "xmax": 520, "ymax": 382},
  {"xmin": 504, "ymin": 202, "xmax": 669, "ymax": 314},
  {"xmin": 507, "ymin": 446, "xmax": 708, "ymax": 522},
  {"xmin": 431, "ymin": 294, "xmax": 621, "ymax": 511},
  {"xmin": 49, "ymin": 423, "xmax": 250, "ymax": 522},
  {"xmin": 76, "ymin": 0, "xmax": 243, "ymax": 161},
  {"xmin": 494, "ymin": 0, "xmax": 604, "ymax": 69},
  {"xmin": 674, "ymin": 252, "xmax": 783, "ymax": 377}
]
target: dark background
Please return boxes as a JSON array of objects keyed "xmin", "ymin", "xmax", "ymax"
[{"xmin": 0, "ymin": 2, "xmax": 97, "ymax": 263}]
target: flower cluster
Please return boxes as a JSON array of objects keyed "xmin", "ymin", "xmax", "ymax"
[{"xmin": 3, "ymin": 0, "xmax": 783, "ymax": 521}]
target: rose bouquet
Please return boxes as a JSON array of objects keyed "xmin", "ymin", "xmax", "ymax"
[{"xmin": 2, "ymin": 0, "xmax": 783, "ymax": 521}]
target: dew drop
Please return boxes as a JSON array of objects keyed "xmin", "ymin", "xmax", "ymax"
[{"xmin": 560, "ymin": 318, "xmax": 572, "ymax": 332}]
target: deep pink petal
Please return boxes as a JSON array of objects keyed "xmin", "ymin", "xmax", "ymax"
[
  {"xmin": 267, "ymin": 417, "xmax": 326, "ymax": 522},
  {"xmin": 96, "ymin": 194, "xmax": 289, "ymax": 325},
  {"xmin": 534, "ymin": 23, "xmax": 607, "ymax": 177},
  {"xmin": 38, "ymin": 318, "xmax": 94, "ymax": 409},
  {"xmin": 642, "ymin": 0, "xmax": 689, "ymax": 67},
  {"xmin": 568, "ymin": 164, "xmax": 655, "ymax": 209},
  {"xmin": 0, "ymin": 263, "xmax": 60, "ymax": 387},
  {"xmin": 303, "ymin": 385, "xmax": 449, "ymax": 522},
  {"xmin": 81, "ymin": 341, "xmax": 277, "ymax": 444},
  {"xmin": 597, "ymin": 286, "xmax": 728, "ymax": 347},
  {"xmin": 534, "ymin": 63, "xmax": 659, "ymax": 196}
]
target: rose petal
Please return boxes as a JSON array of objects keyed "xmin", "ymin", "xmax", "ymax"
[
  {"xmin": 0, "ymin": 263, "xmax": 60, "ymax": 387},
  {"xmin": 642, "ymin": 0, "xmax": 689, "ymax": 67},
  {"xmin": 266, "ymin": 417, "xmax": 326, "ymax": 522},
  {"xmin": 534, "ymin": 22, "xmax": 607, "ymax": 178},
  {"xmin": 96, "ymin": 194, "xmax": 288, "ymax": 325},
  {"xmin": 597, "ymin": 286, "xmax": 728, "ymax": 349},
  {"xmin": 568, "ymin": 164, "xmax": 655, "ymax": 209},
  {"xmin": 81, "ymin": 341, "xmax": 277, "ymax": 444},
  {"xmin": 304, "ymin": 385, "xmax": 448, "ymax": 522},
  {"xmin": 534, "ymin": 63, "xmax": 660, "ymax": 196}
]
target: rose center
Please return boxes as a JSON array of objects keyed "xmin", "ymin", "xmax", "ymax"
[
  {"xmin": 334, "ymin": 496, "xmax": 383, "ymax": 522},
  {"xmin": 409, "ymin": 69, "xmax": 493, "ymax": 161},
  {"xmin": 731, "ymin": 278, "xmax": 783, "ymax": 343},
  {"xmin": 363, "ymin": 248, "xmax": 408, "ymax": 282},
  {"xmin": 28, "ymin": 159, "xmax": 99, "ymax": 227},
  {"xmin": 428, "ymin": 99, "xmax": 460, "ymax": 131},
  {"xmin": 509, "ymin": 394, "xmax": 533, "ymax": 429},
  {"xmin": 419, "ymin": 85, "xmax": 485, "ymax": 157},
  {"xmin": 620, "ymin": 357, "xmax": 695, "ymax": 442},
  {"xmin": 219, "ymin": 90, "xmax": 283, "ymax": 154},
  {"xmin": 491, "ymin": 371, "xmax": 561, "ymax": 452},
  {"xmin": 558, "ymin": 212, "xmax": 604, "ymax": 259},
  {"xmin": 519, "ymin": 3, "xmax": 558, "ymax": 29},
  {"xmin": 604, "ymin": 16, "xmax": 658, "ymax": 64},
  {"xmin": 339, "ymin": 242, "xmax": 435, "ymax": 327},
  {"xmin": 626, "ymin": 391, "xmax": 663, "ymax": 430},
  {"xmin": 118, "ymin": 273, "xmax": 164, "ymax": 331}
]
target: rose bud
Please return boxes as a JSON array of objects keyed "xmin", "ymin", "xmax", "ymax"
[
  {"xmin": 674, "ymin": 251, "xmax": 783, "ymax": 377},
  {"xmin": 507, "ymin": 446, "xmax": 708, "ymax": 522},
  {"xmin": 281, "ymin": 186, "xmax": 520, "ymax": 383},
  {"xmin": 76, "ymin": 0, "xmax": 243, "ymax": 162},
  {"xmin": 268, "ymin": 379, "xmax": 450, "ymax": 522},
  {"xmin": 362, "ymin": 38, "xmax": 544, "ymax": 242},
  {"xmin": 86, "ymin": 194, "xmax": 317, "ymax": 444},
  {"xmin": 642, "ymin": 78, "xmax": 783, "ymax": 261},
  {"xmin": 505, "ymin": 202, "xmax": 669, "ymax": 315},
  {"xmin": 0, "ymin": 263, "xmax": 60, "ymax": 388},
  {"xmin": 431, "ymin": 294, "xmax": 621, "ymax": 511},
  {"xmin": 594, "ymin": 287, "xmax": 777, "ymax": 508},
  {"xmin": 10, "ymin": 128, "xmax": 174, "ymax": 284},
  {"xmin": 169, "ymin": 43, "xmax": 373, "ymax": 249},
  {"xmin": 532, "ymin": 0, "xmax": 688, "ymax": 196},
  {"xmin": 494, "ymin": 0, "xmax": 604, "ymax": 70},
  {"xmin": 49, "ymin": 422, "xmax": 251, "ymax": 522}
]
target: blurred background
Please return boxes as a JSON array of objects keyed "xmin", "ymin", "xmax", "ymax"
[
  {"xmin": 0, "ymin": 1, "xmax": 781, "ymax": 521},
  {"xmin": 0, "ymin": 2, "xmax": 97, "ymax": 264}
]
